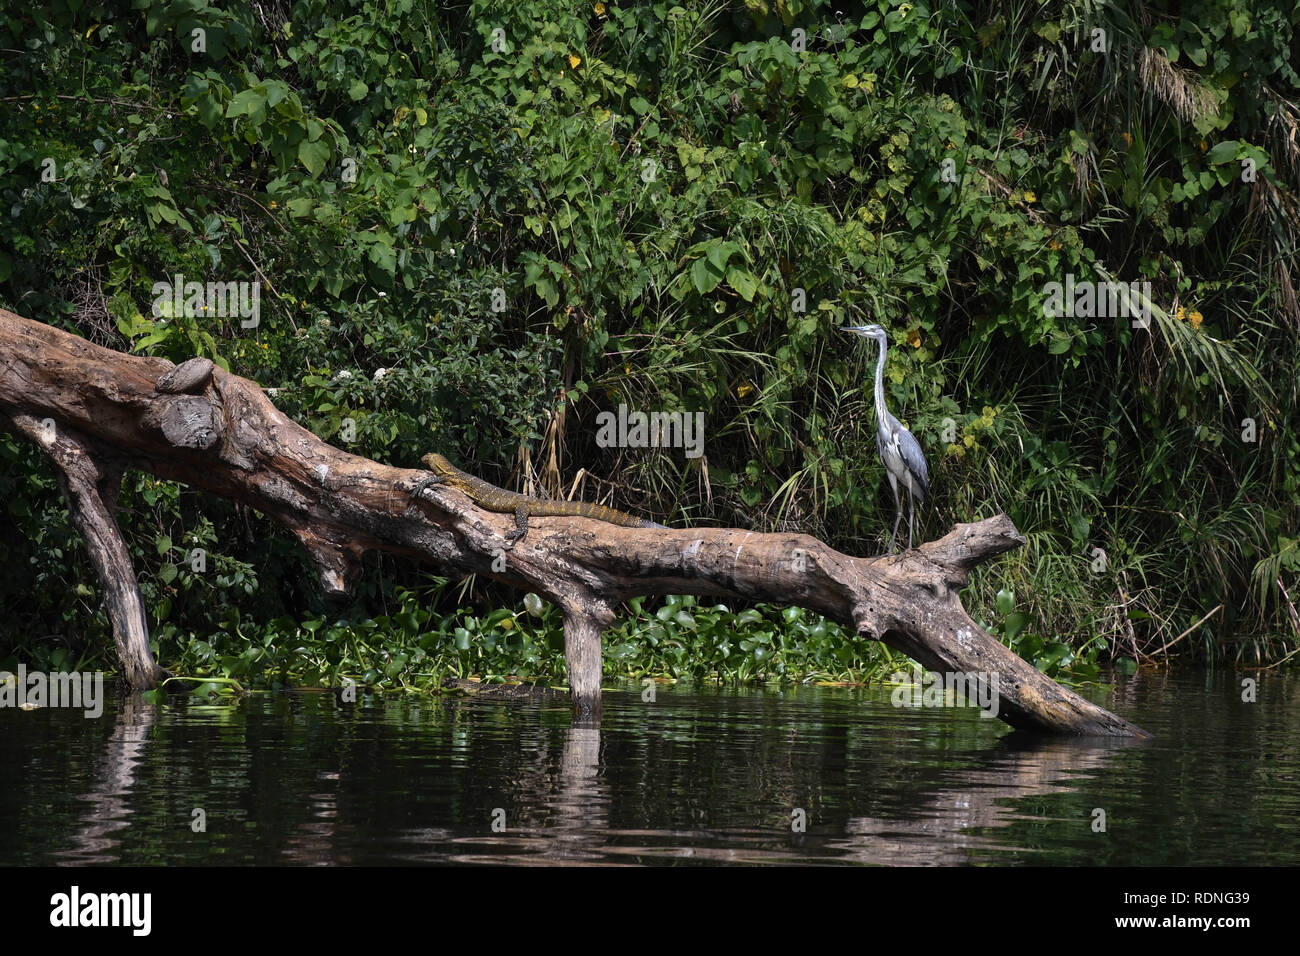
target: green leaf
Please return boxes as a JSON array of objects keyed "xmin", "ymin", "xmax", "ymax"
[
  {"xmin": 367, "ymin": 242, "xmax": 396, "ymax": 276},
  {"xmin": 1018, "ymin": 633, "xmax": 1043, "ymax": 657},
  {"xmin": 1204, "ymin": 141, "xmax": 1238, "ymax": 165},
  {"xmin": 1038, "ymin": 642, "xmax": 1072, "ymax": 668},
  {"xmin": 194, "ymin": 94, "xmax": 222, "ymax": 128},
  {"xmin": 226, "ymin": 87, "xmax": 268, "ymax": 125},
  {"xmin": 225, "ymin": 89, "xmax": 254, "ymax": 117},
  {"xmin": 726, "ymin": 265, "xmax": 758, "ymax": 301},
  {"xmin": 264, "ymin": 80, "xmax": 288, "ymax": 108},
  {"xmin": 298, "ymin": 139, "xmax": 329, "ymax": 177},
  {"xmin": 348, "ymin": 79, "xmax": 368, "ymax": 101},
  {"xmin": 705, "ymin": 241, "xmax": 739, "ymax": 272},
  {"xmin": 692, "ymin": 257, "xmax": 723, "ymax": 294},
  {"xmin": 131, "ymin": 328, "xmax": 174, "ymax": 351}
]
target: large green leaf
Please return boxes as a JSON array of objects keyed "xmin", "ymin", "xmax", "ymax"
[
  {"xmin": 1204, "ymin": 141, "xmax": 1238, "ymax": 165},
  {"xmin": 298, "ymin": 139, "xmax": 329, "ymax": 177},
  {"xmin": 727, "ymin": 265, "xmax": 759, "ymax": 301}
]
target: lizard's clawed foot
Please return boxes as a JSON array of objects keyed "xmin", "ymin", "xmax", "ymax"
[{"xmin": 411, "ymin": 474, "xmax": 444, "ymax": 501}]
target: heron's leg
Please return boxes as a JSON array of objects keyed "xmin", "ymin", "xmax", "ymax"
[
  {"xmin": 888, "ymin": 474, "xmax": 902, "ymax": 555},
  {"xmin": 907, "ymin": 492, "xmax": 916, "ymax": 550}
]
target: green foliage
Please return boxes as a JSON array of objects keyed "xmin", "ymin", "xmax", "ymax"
[
  {"xmin": 2, "ymin": 0, "xmax": 1299, "ymax": 684},
  {"xmin": 604, "ymin": 594, "xmax": 893, "ymax": 683},
  {"xmin": 154, "ymin": 586, "xmax": 893, "ymax": 695}
]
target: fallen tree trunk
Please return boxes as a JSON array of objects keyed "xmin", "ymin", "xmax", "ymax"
[{"xmin": 0, "ymin": 309, "xmax": 1148, "ymax": 736}]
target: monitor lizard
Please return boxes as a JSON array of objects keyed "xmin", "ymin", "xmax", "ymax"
[{"xmin": 413, "ymin": 452, "xmax": 667, "ymax": 548}]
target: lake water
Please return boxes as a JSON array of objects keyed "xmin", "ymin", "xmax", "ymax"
[{"xmin": 1, "ymin": 670, "xmax": 1295, "ymax": 865}]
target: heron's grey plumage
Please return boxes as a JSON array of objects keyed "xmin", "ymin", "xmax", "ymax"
[
  {"xmin": 843, "ymin": 323, "xmax": 931, "ymax": 553},
  {"xmin": 896, "ymin": 427, "xmax": 930, "ymax": 502}
]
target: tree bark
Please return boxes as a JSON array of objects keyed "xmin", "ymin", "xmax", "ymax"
[{"xmin": 0, "ymin": 309, "xmax": 1148, "ymax": 736}]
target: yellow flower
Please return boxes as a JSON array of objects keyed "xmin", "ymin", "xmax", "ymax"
[
  {"xmin": 1175, "ymin": 306, "xmax": 1186, "ymax": 321},
  {"xmin": 907, "ymin": 328, "xmax": 922, "ymax": 348},
  {"xmin": 594, "ymin": 2, "xmax": 606, "ymax": 13},
  {"xmin": 1200, "ymin": 140, "xmax": 1208, "ymax": 152},
  {"xmin": 1120, "ymin": 132, "xmax": 1132, "ymax": 148},
  {"xmin": 737, "ymin": 382, "xmax": 755, "ymax": 398},
  {"xmin": 568, "ymin": 54, "xmax": 581, "ymax": 69},
  {"xmin": 1023, "ymin": 190, "xmax": 1036, "ymax": 202},
  {"xmin": 269, "ymin": 201, "xmax": 277, "ymax": 209},
  {"xmin": 1189, "ymin": 310, "xmax": 1203, "ymax": 329}
]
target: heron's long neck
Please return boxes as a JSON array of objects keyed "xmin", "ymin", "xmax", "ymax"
[{"xmin": 873, "ymin": 338, "xmax": 888, "ymax": 424}]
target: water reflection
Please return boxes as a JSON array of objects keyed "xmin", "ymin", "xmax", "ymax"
[
  {"xmin": 283, "ymin": 769, "xmax": 348, "ymax": 866},
  {"xmin": 832, "ymin": 734, "xmax": 1141, "ymax": 865},
  {"xmin": 441, "ymin": 725, "xmax": 612, "ymax": 865},
  {"xmin": 54, "ymin": 695, "xmax": 156, "ymax": 865},
  {"xmin": 1, "ymin": 672, "xmax": 1293, "ymax": 866}
]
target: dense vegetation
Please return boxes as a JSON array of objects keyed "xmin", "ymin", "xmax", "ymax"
[{"xmin": 2, "ymin": 0, "xmax": 1298, "ymax": 694}]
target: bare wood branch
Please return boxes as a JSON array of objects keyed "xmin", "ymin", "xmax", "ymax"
[{"xmin": 0, "ymin": 309, "xmax": 1148, "ymax": 736}]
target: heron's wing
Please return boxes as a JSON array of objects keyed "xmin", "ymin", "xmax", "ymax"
[{"xmin": 896, "ymin": 424, "xmax": 930, "ymax": 501}]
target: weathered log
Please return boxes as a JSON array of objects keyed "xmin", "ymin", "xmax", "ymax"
[
  {"xmin": 155, "ymin": 356, "xmax": 215, "ymax": 395},
  {"xmin": 3, "ymin": 411, "xmax": 169, "ymax": 689},
  {"xmin": 0, "ymin": 309, "xmax": 1148, "ymax": 736}
]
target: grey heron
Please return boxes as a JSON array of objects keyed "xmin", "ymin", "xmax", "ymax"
[{"xmin": 842, "ymin": 324, "xmax": 931, "ymax": 553}]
